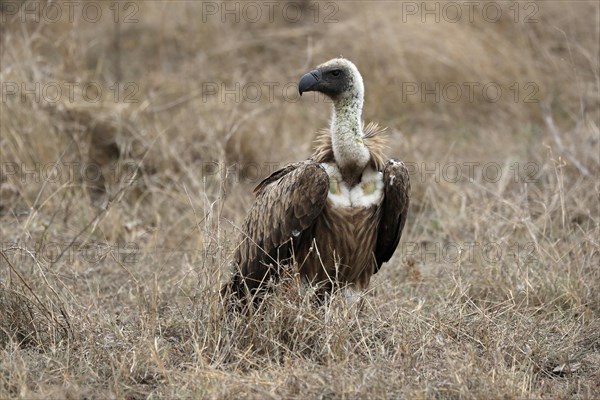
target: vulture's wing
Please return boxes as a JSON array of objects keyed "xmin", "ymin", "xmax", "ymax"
[
  {"xmin": 374, "ymin": 160, "xmax": 410, "ymax": 271},
  {"xmin": 231, "ymin": 161, "xmax": 329, "ymax": 296}
]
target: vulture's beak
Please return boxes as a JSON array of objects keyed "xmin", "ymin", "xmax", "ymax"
[{"xmin": 298, "ymin": 69, "xmax": 321, "ymax": 95}]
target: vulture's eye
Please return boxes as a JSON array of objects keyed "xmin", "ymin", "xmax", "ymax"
[{"xmin": 331, "ymin": 70, "xmax": 341, "ymax": 77}]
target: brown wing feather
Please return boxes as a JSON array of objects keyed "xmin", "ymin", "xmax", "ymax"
[
  {"xmin": 229, "ymin": 161, "xmax": 329, "ymax": 298},
  {"xmin": 375, "ymin": 159, "xmax": 410, "ymax": 271}
]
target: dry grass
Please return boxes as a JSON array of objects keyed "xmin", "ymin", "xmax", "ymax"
[{"xmin": 1, "ymin": 0, "xmax": 599, "ymax": 398}]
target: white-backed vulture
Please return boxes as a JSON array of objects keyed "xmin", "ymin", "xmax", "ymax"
[{"xmin": 223, "ymin": 58, "xmax": 410, "ymax": 306}]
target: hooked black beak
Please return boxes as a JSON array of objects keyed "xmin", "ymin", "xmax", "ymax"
[{"xmin": 298, "ymin": 69, "xmax": 321, "ymax": 96}]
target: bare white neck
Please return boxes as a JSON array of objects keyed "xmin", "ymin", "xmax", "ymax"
[{"xmin": 331, "ymin": 94, "xmax": 370, "ymax": 174}]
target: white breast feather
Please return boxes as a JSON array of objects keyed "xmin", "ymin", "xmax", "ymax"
[
  {"xmin": 350, "ymin": 168, "xmax": 384, "ymax": 207},
  {"xmin": 322, "ymin": 163, "xmax": 351, "ymax": 207},
  {"xmin": 321, "ymin": 163, "xmax": 383, "ymax": 208}
]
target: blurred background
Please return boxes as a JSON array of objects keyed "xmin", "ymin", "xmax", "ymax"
[
  {"xmin": 0, "ymin": 1, "xmax": 599, "ymax": 397},
  {"xmin": 2, "ymin": 1, "xmax": 597, "ymax": 247}
]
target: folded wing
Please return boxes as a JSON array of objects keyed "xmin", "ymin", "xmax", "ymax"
[
  {"xmin": 229, "ymin": 161, "xmax": 330, "ymax": 297},
  {"xmin": 375, "ymin": 160, "xmax": 411, "ymax": 271}
]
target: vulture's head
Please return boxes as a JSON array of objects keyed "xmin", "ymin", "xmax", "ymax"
[{"xmin": 298, "ymin": 58, "xmax": 364, "ymax": 102}]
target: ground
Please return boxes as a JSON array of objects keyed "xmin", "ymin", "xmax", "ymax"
[{"xmin": 1, "ymin": 1, "xmax": 599, "ymax": 399}]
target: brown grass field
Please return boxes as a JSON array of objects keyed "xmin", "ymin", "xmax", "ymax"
[{"xmin": 1, "ymin": 0, "xmax": 599, "ymax": 398}]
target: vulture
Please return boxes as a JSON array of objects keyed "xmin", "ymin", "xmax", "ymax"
[{"xmin": 223, "ymin": 58, "xmax": 410, "ymax": 307}]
